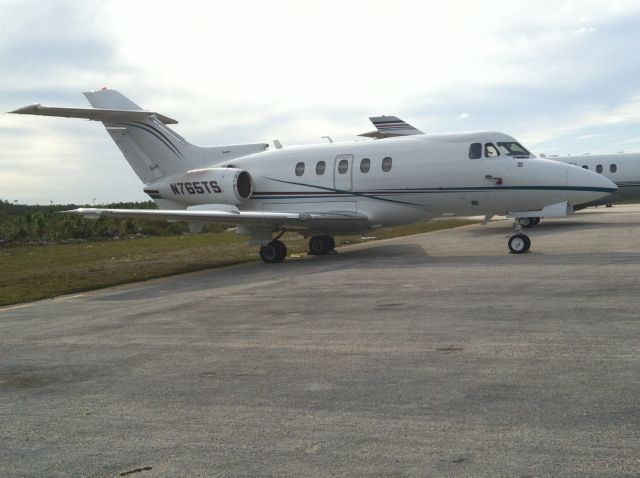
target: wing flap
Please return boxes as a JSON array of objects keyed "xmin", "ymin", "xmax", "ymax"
[{"xmin": 9, "ymin": 104, "xmax": 178, "ymax": 125}]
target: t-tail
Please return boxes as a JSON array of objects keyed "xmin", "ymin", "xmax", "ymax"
[{"xmin": 10, "ymin": 89, "xmax": 268, "ymax": 185}]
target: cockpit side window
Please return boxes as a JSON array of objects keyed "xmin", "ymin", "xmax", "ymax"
[
  {"xmin": 469, "ymin": 143, "xmax": 482, "ymax": 159},
  {"xmin": 485, "ymin": 143, "xmax": 500, "ymax": 158},
  {"xmin": 497, "ymin": 142, "xmax": 531, "ymax": 157}
]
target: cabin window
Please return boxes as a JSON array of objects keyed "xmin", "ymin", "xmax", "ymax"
[
  {"xmin": 382, "ymin": 157, "xmax": 393, "ymax": 172},
  {"xmin": 316, "ymin": 161, "xmax": 326, "ymax": 175},
  {"xmin": 469, "ymin": 143, "xmax": 482, "ymax": 159},
  {"xmin": 338, "ymin": 159, "xmax": 349, "ymax": 174},
  {"xmin": 360, "ymin": 158, "xmax": 371, "ymax": 173},
  {"xmin": 596, "ymin": 164, "xmax": 603, "ymax": 173},
  {"xmin": 485, "ymin": 143, "xmax": 500, "ymax": 158},
  {"xmin": 295, "ymin": 162, "xmax": 305, "ymax": 176},
  {"xmin": 610, "ymin": 164, "xmax": 617, "ymax": 173},
  {"xmin": 582, "ymin": 165, "xmax": 589, "ymax": 169}
]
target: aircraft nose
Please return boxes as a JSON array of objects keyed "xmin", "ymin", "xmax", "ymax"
[{"xmin": 567, "ymin": 165, "xmax": 617, "ymax": 202}]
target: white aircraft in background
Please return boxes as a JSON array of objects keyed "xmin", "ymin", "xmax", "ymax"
[
  {"xmin": 511, "ymin": 152, "xmax": 640, "ymax": 227},
  {"xmin": 9, "ymin": 90, "xmax": 616, "ymax": 262},
  {"xmin": 546, "ymin": 153, "xmax": 640, "ymax": 206}
]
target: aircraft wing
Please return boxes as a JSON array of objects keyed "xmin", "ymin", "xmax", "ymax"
[
  {"xmin": 9, "ymin": 104, "xmax": 178, "ymax": 125},
  {"xmin": 359, "ymin": 115, "xmax": 424, "ymax": 139},
  {"xmin": 62, "ymin": 208, "xmax": 369, "ymax": 231}
]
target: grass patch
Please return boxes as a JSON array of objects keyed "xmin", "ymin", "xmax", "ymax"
[{"xmin": 0, "ymin": 218, "xmax": 476, "ymax": 306}]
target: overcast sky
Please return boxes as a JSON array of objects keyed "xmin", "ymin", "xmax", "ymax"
[{"xmin": 2, "ymin": 0, "xmax": 640, "ymax": 204}]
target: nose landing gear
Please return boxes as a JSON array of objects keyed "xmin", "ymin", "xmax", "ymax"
[
  {"xmin": 508, "ymin": 233, "xmax": 531, "ymax": 253},
  {"xmin": 508, "ymin": 220, "xmax": 531, "ymax": 254}
]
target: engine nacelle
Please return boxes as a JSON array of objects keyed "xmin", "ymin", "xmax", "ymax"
[{"xmin": 157, "ymin": 167, "xmax": 253, "ymax": 205}]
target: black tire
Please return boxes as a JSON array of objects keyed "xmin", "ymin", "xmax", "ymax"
[
  {"xmin": 260, "ymin": 240, "xmax": 287, "ymax": 263},
  {"xmin": 508, "ymin": 234, "xmax": 531, "ymax": 254},
  {"xmin": 272, "ymin": 239, "xmax": 287, "ymax": 261},
  {"xmin": 532, "ymin": 217, "xmax": 541, "ymax": 226},
  {"xmin": 308, "ymin": 236, "xmax": 325, "ymax": 255},
  {"xmin": 309, "ymin": 235, "xmax": 334, "ymax": 255}
]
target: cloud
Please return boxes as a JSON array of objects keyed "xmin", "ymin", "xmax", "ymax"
[{"xmin": 2, "ymin": 0, "xmax": 640, "ymax": 203}]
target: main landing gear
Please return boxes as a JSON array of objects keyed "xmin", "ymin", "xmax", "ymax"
[
  {"xmin": 259, "ymin": 233, "xmax": 337, "ymax": 263},
  {"xmin": 307, "ymin": 235, "xmax": 336, "ymax": 255},
  {"xmin": 259, "ymin": 239, "xmax": 288, "ymax": 263}
]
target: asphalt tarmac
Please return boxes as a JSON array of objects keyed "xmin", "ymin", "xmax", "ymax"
[{"xmin": 2, "ymin": 205, "xmax": 640, "ymax": 477}]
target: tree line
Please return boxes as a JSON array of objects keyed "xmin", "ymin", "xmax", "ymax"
[{"xmin": 0, "ymin": 199, "xmax": 226, "ymax": 245}]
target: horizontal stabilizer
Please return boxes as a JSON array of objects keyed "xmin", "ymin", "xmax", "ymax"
[
  {"xmin": 61, "ymin": 208, "xmax": 368, "ymax": 231},
  {"xmin": 9, "ymin": 104, "xmax": 178, "ymax": 125},
  {"xmin": 360, "ymin": 115, "xmax": 423, "ymax": 139}
]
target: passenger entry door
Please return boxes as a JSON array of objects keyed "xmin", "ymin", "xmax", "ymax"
[{"xmin": 333, "ymin": 154, "xmax": 354, "ymax": 191}]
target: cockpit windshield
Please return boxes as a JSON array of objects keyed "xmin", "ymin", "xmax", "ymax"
[{"xmin": 497, "ymin": 142, "xmax": 530, "ymax": 157}]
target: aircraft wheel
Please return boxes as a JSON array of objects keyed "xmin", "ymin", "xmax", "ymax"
[
  {"xmin": 508, "ymin": 234, "xmax": 531, "ymax": 254},
  {"xmin": 273, "ymin": 239, "xmax": 287, "ymax": 260},
  {"xmin": 260, "ymin": 240, "xmax": 287, "ymax": 263},
  {"xmin": 308, "ymin": 235, "xmax": 334, "ymax": 255},
  {"xmin": 532, "ymin": 217, "xmax": 541, "ymax": 226},
  {"xmin": 517, "ymin": 217, "xmax": 534, "ymax": 228}
]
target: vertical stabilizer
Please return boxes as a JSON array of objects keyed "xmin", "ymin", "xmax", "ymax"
[
  {"xmin": 10, "ymin": 89, "xmax": 271, "ymax": 187},
  {"xmin": 83, "ymin": 89, "xmax": 191, "ymax": 183}
]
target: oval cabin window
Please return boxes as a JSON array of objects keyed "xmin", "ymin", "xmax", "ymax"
[
  {"xmin": 338, "ymin": 159, "xmax": 349, "ymax": 174},
  {"xmin": 382, "ymin": 157, "xmax": 392, "ymax": 172},
  {"xmin": 316, "ymin": 161, "xmax": 326, "ymax": 175},
  {"xmin": 360, "ymin": 158, "xmax": 370, "ymax": 173},
  {"xmin": 295, "ymin": 162, "xmax": 305, "ymax": 176}
]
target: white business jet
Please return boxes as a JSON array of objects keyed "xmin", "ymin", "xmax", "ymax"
[
  {"xmin": 548, "ymin": 153, "xmax": 640, "ymax": 207},
  {"xmin": 9, "ymin": 90, "xmax": 616, "ymax": 262},
  {"xmin": 512, "ymin": 152, "xmax": 640, "ymax": 227}
]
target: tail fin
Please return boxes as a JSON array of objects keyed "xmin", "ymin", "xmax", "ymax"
[
  {"xmin": 83, "ymin": 89, "xmax": 192, "ymax": 183},
  {"xmin": 359, "ymin": 115, "xmax": 424, "ymax": 139},
  {"xmin": 10, "ymin": 89, "xmax": 269, "ymax": 184}
]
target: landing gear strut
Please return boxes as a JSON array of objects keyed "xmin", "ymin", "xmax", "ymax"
[{"xmin": 308, "ymin": 235, "xmax": 336, "ymax": 255}]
